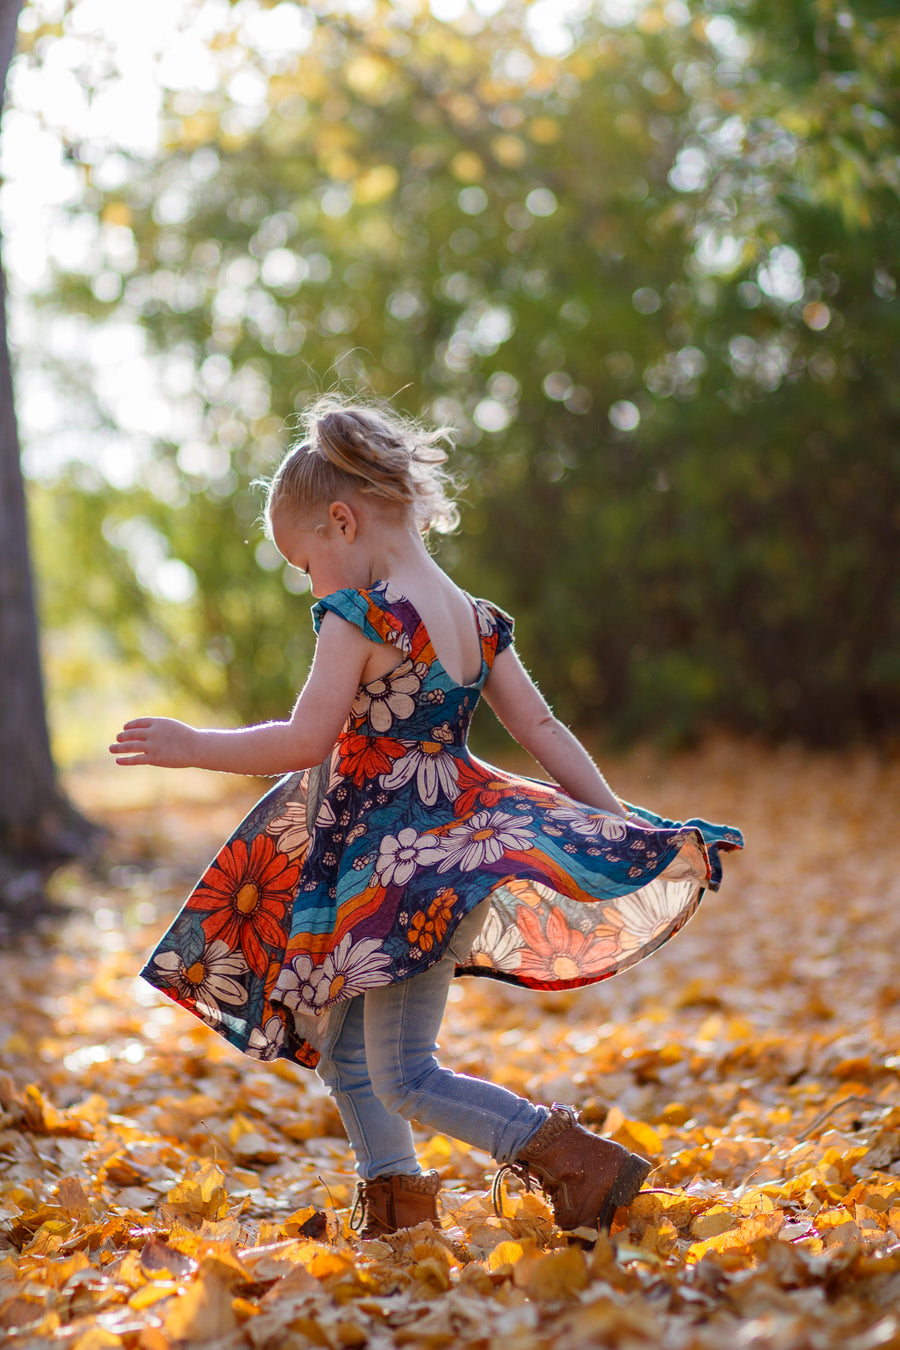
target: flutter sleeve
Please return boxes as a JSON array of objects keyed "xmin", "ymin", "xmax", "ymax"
[
  {"xmin": 473, "ymin": 597, "xmax": 515, "ymax": 662},
  {"xmin": 311, "ymin": 589, "xmax": 387, "ymax": 644},
  {"xmin": 491, "ymin": 605, "xmax": 515, "ymax": 655}
]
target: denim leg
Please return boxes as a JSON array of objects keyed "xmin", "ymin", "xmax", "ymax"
[
  {"xmin": 363, "ymin": 906, "xmax": 547, "ymax": 1165},
  {"xmin": 316, "ymin": 990, "xmax": 420, "ymax": 1180}
]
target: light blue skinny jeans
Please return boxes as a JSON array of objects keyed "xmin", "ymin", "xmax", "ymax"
[{"xmin": 316, "ymin": 901, "xmax": 548, "ymax": 1180}]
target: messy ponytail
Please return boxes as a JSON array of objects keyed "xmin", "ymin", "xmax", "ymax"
[{"xmin": 265, "ymin": 396, "xmax": 461, "ymax": 538}]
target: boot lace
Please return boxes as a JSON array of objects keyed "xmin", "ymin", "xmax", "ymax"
[
  {"xmin": 491, "ymin": 1160, "xmax": 534, "ymax": 1217},
  {"xmin": 349, "ymin": 1180, "xmax": 367, "ymax": 1232}
]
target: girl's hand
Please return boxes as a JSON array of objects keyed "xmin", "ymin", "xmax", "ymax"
[{"xmin": 110, "ymin": 717, "xmax": 197, "ymax": 768}]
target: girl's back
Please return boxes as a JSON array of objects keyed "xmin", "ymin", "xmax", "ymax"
[{"xmin": 372, "ymin": 564, "xmax": 485, "ymax": 689}]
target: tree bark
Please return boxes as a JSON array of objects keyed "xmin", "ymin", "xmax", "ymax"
[{"xmin": 0, "ymin": 0, "xmax": 96, "ymax": 890}]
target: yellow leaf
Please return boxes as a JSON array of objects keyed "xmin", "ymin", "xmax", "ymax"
[
  {"xmin": 411, "ymin": 1256, "xmax": 451, "ymax": 1292},
  {"xmin": 418, "ymin": 1134, "xmax": 455, "ymax": 1171},
  {"xmin": 57, "ymin": 1176, "xmax": 92, "ymax": 1219},
  {"xmin": 164, "ymin": 1274, "xmax": 238, "ymax": 1342},
  {"xmin": 140, "ymin": 1238, "xmax": 197, "ymax": 1281},
  {"xmin": 279, "ymin": 1204, "xmax": 316, "ymax": 1234},
  {"xmin": 487, "ymin": 1239, "xmax": 529, "ymax": 1271},
  {"xmin": 72, "ymin": 1330, "xmax": 122, "ymax": 1350},
  {"xmin": 690, "ymin": 1205, "xmax": 737, "ymax": 1240},
  {"xmin": 307, "ymin": 1248, "xmax": 355, "ymax": 1282},
  {"xmin": 129, "ymin": 1283, "xmax": 177, "ymax": 1311},
  {"xmin": 660, "ymin": 1102, "xmax": 692, "ymax": 1125},
  {"xmin": 630, "ymin": 1190, "xmax": 692, "ymax": 1229},
  {"xmin": 523, "ymin": 1246, "xmax": 590, "ymax": 1300},
  {"xmin": 604, "ymin": 1107, "xmax": 662, "ymax": 1158},
  {"xmin": 686, "ymin": 1210, "xmax": 785, "ymax": 1263},
  {"xmin": 195, "ymin": 1246, "xmax": 253, "ymax": 1289},
  {"xmin": 231, "ymin": 1296, "xmax": 260, "ymax": 1322},
  {"xmin": 21, "ymin": 1085, "xmax": 84, "ymax": 1136},
  {"xmin": 165, "ymin": 1160, "xmax": 228, "ymax": 1222},
  {"xmin": 640, "ymin": 1219, "xmax": 679, "ymax": 1256},
  {"xmin": 333, "ymin": 1322, "xmax": 367, "ymax": 1348}
]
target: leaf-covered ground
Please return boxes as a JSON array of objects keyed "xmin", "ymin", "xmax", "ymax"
[{"xmin": 2, "ymin": 740, "xmax": 900, "ymax": 1350}]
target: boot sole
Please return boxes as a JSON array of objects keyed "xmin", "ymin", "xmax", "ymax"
[{"xmin": 595, "ymin": 1153, "xmax": 652, "ymax": 1233}]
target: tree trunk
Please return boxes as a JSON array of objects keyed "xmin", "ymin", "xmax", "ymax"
[{"xmin": 0, "ymin": 0, "xmax": 96, "ymax": 907}]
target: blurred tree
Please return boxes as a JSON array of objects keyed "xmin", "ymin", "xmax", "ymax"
[
  {"xmin": 16, "ymin": 0, "xmax": 900, "ymax": 746},
  {"xmin": 0, "ymin": 0, "xmax": 95, "ymax": 918}
]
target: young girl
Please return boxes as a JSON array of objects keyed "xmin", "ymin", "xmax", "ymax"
[{"xmin": 111, "ymin": 398, "xmax": 742, "ymax": 1240}]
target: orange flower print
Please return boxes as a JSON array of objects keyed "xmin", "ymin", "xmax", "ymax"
[
  {"xmin": 515, "ymin": 905, "xmax": 620, "ymax": 985},
  {"xmin": 408, "ymin": 910, "xmax": 438, "ymax": 952},
  {"xmin": 339, "ymin": 734, "xmax": 406, "ymax": 788},
  {"xmin": 427, "ymin": 887, "xmax": 457, "ymax": 944},
  {"xmin": 190, "ymin": 834, "xmax": 298, "ymax": 977},
  {"xmin": 505, "ymin": 878, "xmax": 558, "ymax": 909},
  {"xmin": 453, "ymin": 765, "xmax": 513, "ymax": 818}
]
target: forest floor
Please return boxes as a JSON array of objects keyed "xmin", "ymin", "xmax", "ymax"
[{"xmin": 2, "ymin": 739, "xmax": 900, "ymax": 1350}]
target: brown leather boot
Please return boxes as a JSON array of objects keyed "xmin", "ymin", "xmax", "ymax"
[
  {"xmin": 492, "ymin": 1105, "xmax": 651, "ymax": 1233},
  {"xmin": 349, "ymin": 1170, "xmax": 441, "ymax": 1239}
]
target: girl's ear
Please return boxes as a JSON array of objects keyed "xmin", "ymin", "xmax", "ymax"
[{"xmin": 328, "ymin": 499, "xmax": 358, "ymax": 540}]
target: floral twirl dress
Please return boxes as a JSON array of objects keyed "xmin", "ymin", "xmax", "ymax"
[{"xmin": 141, "ymin": 583, "xmax": 743, "ymax": 1068}]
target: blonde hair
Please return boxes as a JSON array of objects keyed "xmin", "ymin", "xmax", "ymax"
[{"xmin": 265, "ymin": 396, "xmax": 460, "ymax": 538}]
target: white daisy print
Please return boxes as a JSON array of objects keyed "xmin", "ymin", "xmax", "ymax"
[
  {"xmin": 273, "ymin": 935, "xmax": 393, "ymax": 1013},
  {"xmin": 266, "ymin": 803, "xmax": 309, "ymax": 858},
  {"xmin": 380, "ymin": 739, "xmax": 460, "ymax": 805},
  {"xmin": 152, "ymin": 939, "xmax": 248, "ymax": 1009},
  {"xmin": 374, "ymin": 827, "xmax": 445, "ymax": 888},
  {"xmin": 247, "ymin": 1015, "xmax": 286, "ymax": 1061},
  {"xmin": 549, "ymin": 803, "xmax": 628, "ymax": 841},
  {"xmin": 316, "ymin": 933, "xmax": 394, "ymax": 1005},
  {"xmin": 611, "ymin": 879, "xmax": 695, "ymax": 950},
  {"xmin": 352, "ymin": 660, "xmax": 426, "ymax": 733},
  {"xmin": 467, "ymin": 907, "xmax": 526, "ymax": 971},
  {"xmin": 271, "ymin": 954, "xmax": 317, "ymax": 1011},
  {"xmin": 315, "ymin": 798, "xmax": 338, "ymax": 829},
  {"xmin": 436, "ymin": 810, "xmax": 535, "ymax": 873}
]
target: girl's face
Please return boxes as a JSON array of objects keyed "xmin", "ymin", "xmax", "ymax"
[{"xmin": 269, "ymin": 500, "xmax": 358, "ymax": 598}]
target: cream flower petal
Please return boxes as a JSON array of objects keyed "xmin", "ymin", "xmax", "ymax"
[
  {"xmin": 153, "ymin": 950, "xmax": 184, "ymax": 974},
  {"xmin": 204, "ymin": 972, "xmax": 248, "ymax": 1005},
  {"xmin": 613, "ymin": 879, "xmax": 694, "ymax": 944},
  {"xmin": 369, "ymin": 700, "xmax": 397, "ymax": 733}
]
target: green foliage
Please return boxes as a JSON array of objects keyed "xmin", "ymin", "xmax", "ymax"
[{"xmin": 21, "ymin": 0, "xmax": 900, "ymax": 745}]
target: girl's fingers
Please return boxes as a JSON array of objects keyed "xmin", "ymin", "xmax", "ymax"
[{"xmin": 110, "ymin": 728, "xmax": 152, "ymax": 757}]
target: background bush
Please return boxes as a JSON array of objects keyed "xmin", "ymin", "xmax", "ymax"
[{"xmin": 16, "ymin": 0, "xmax": 900, "ymax": 747}]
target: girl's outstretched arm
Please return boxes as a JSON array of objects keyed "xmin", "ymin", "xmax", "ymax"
[
  {"xmin": 482, "ymin": 645, "xmax": 628, "ymax": 816},
  {"xmin": 110, "ymin": 614, "xmax": 369, "ymax": 775}
]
